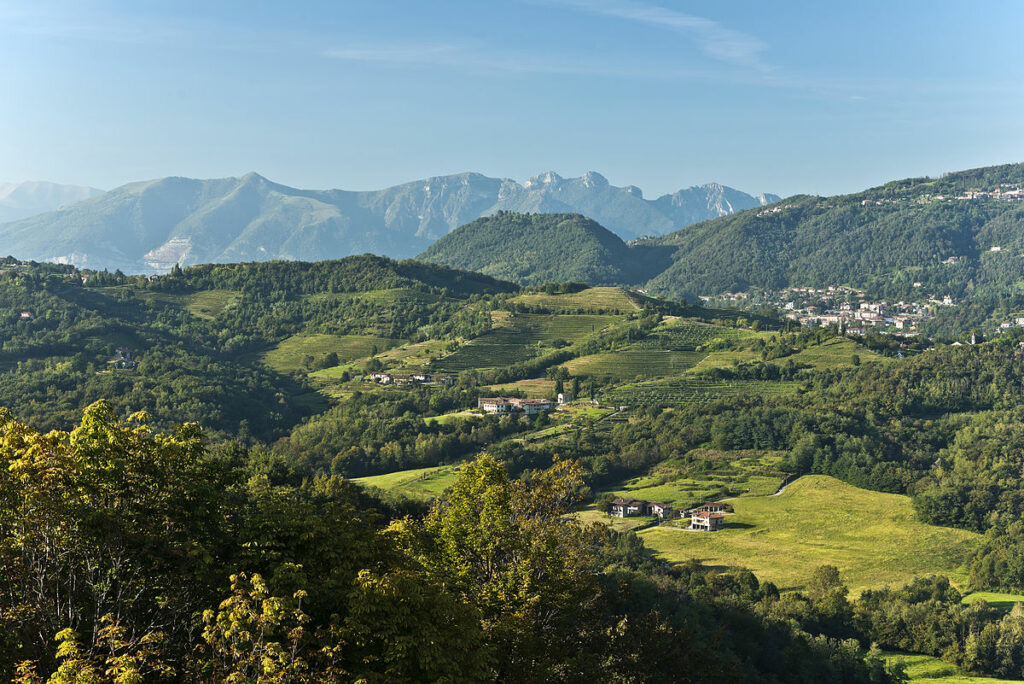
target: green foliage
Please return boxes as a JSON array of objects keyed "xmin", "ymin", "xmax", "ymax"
[{"xmin": 419, "ymin": 211, "xmax": 672, "ymax": 285}]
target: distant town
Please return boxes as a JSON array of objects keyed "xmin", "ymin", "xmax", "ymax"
[{"xmin": 702, "ymin": 285, "xmax": 950, "ymax": 335}]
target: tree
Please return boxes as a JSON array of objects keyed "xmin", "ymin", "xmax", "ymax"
[
  {"xmin": 389, "ymin": 455, "xmax": 601, "ymax": 680},
  {"xmin": 0, "ymin": 401, "xmax": 233, "ymax": 678}
]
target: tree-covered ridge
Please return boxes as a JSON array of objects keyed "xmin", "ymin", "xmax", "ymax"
[
  {"xmin": 0, "ymin": 256, "xmax": 513, "ymax": 438},
  {"xmin": 411, "ymin": 162, "xmax": 1024, "ymax": 311},
  {"xmin": 418, "ymin": 212, "xmax": 672, "ymax": 286},
  {"xmin": 644, "ymin": 162, "xmax": 1024, "ymax": 302}
]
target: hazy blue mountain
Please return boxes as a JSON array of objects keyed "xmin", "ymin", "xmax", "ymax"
[
  {"xmin": 0, "ymin": 171, "xmax": 774, "ymax": 272},
  {"xmin": 0, "ymin": 181, "xmax": 103, "ymax": 223}
]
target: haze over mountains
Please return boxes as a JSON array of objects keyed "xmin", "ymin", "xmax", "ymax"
[
  {"xmin": 0, "ymin": 171, "xmax": 777, "ymax": 273},
  {"xmin": 0, "ymin": 181, "xmax": 103, "ymax": 223}
]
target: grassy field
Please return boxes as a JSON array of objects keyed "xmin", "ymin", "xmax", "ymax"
[
  {"xmin": 562, "ymin": 350, "xmax": 707, "ymax": 381},
  {"xmin": 603, "ymin": 376, "xmax": 799, "ymax": 407},
  {"xmin": 638, "ymin": 475, "xmax": 981, "ymax": 593},
  {"xmin": 510, "ymin": 287, "xmax": 641, "ymax": 313},
  {"xmin": 600, "ymin": 450, "xmax": 787, "ymax": 508},
  {"xmin": 786, "ymin": 336, "xmax": 886, "ymax": 370},
  {"xmin": 351, "ymin": 464, "xmax": 460, "ymax": 499},
  {"xmin": 962, "ymin": 592, "xmax": 1024, "ymax": 613},
  {"xmin": 424, "ymin": 410, "xmax": 482, "ymax": 426},
  {"xmin": 185, "ymin": 289, "xmax": 239, "ymax": 319},
  {"xmin": 572, "ymin": 507, "xmax": 656, "ymax": 532},
  {"xmin": 883, "ymin": 652, "xmax": 1020, "ymax": 683},
  {"xmin": 261, "ymin": 334, "xmax": 402, "ymax": 373}
]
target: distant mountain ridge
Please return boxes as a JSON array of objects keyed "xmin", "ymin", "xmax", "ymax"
[
  {"xmin": 0, "ymin": 171, "xmax": 777, "ymax": 273},
  {"xmin": 421, "ymin": 162, "xmax": 1024, "ymax": 313},
  {"xmin": 0, "ymin": 181, "xmax": 103, "ymax": 223}
]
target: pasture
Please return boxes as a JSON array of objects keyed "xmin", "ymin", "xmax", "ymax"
[
  {"xmin": 638, "ymin": 475, "xmax": 981, "ymax": 593},
  {"xmin": 185, "ymin": 289, "xmax": 240, "ymax": 319},
  {"xmin": 351, "ymin": 464, "xmax": 460, "ymax": 499},
  {"xmin": 883, "ymin": 652, "xmax": 1019, "ymax": 683},
  {"xmin": 600, "ymin": 450, "xmax": 788, "ymax": 507},
  {"xmin": 261, "ymin": 334, "xmax": 402, "ymax": 373},
  {"xmin": 962, "ymin": 592, "xmax": 1024, "ymax": 614}
]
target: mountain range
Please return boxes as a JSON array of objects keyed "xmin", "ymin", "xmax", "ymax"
[
  {"xmin": 0, "ymin": 171, "xmax": 777, "ymax": 273},
  {"xmin": 422, "ymin": 162, "xmax": 1024, "ymax": 308},
  {"xmin": 0, "ymin": 181, "xmax": 103, "ymax": 223}
]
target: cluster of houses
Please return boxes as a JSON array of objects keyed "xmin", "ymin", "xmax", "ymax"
[
  {"xmin": 477, "ymin": 397, "xmax": 556, "ymax": 415},
  {"xmin": 608, "ymin": 498, "xmax": 732, "ymax": 530},
  {"xmin": 609, "ymin": 498, "xmax": 674, "ymax": 519},
  {"xmin": 109, "ymin": 347, "xmax": 139, "ymax": 370},
  {"xmin": 366, "ymin": 371, "xmax": 454, "ymax": 386},
  {"xmin": 857, "ymin": 184, "xmax": 1024, "ymax": 208},
  {"xmin": 705, "ymin": 285, "xmax": 944, "ymax": 335}
]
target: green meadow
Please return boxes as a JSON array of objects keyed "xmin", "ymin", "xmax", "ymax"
[
  {"xmin": 351, "ymin": 464, "xmax": 461, "ymax": 499},
  {"xmin": 261, "ymin": 334, "xmax": 402, "ymax": 373},
  {"xmin": 638, "ymin": 475, "xmax": 981, "ymax": 594},
  {"xmin": 883, "ymin": 652, "xmax": 1020, "ymax": 683}
]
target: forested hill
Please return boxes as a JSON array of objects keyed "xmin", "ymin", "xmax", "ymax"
[
  {"xmin": 644, "ymin": 161, "xmax": 1024, "ymax": 301},
  {"xmin": 0, "ymin": 255, "xmax": 514, "ymax": 438},
  {"xmin": 418, "ymin": 212, "xmax": 672, "ymax": 286}
]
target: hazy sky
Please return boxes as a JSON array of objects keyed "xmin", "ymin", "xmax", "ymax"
[{"xmin": 2, "ymin": 0, "xmax": 1023, "ymax": 198}]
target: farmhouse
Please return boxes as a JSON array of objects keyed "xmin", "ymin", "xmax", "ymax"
[
  {"xmin": 689, "ymin": 501, "xmax": 732, "ymax": 515},
  {"xmin": 478, "ymin": 398, "xmax": 512, "ymax": 413},
  {"xmin": 477, "ymin": 397, "xmax": 555, "ymax": 415},
  {"xmin": 690, "ymin": 510, "xmax": 724, "ymax": 531},
  {"xmin": 610, "ymin": 497, "xmax": 648, "ymax": 517},
  {"xmin": 648, "ymin": 502, "xmax": 673, "ymax": 519},
  {"xmin": 368, "ymin": 371, "xmax": 455, "ymax": 386}
]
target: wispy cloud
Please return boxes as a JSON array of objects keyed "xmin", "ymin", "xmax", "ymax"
[
  {"xmin": 538, "ymin": 0, "xmax": 770, "ymax": 70},
  {"xmin": 323, "ymin": 42, "xmax": 644, "ymax": 76}
]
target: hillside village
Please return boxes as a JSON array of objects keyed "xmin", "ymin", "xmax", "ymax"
[{"xmin": 704, "ymin": 285, "xmax": 947, "ymax": 335}]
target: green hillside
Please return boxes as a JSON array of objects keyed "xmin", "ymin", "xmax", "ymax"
[
  {"xmin": 639, "ymin": 475, "xmax": 981, "ymax": 593},
  {"xmin": 418, "ymin": 212, "xmax": 671, "ymax": 285},
  {"xmin": 644, "ymin": 162, "xmax": 1024, "ymax": 303}
]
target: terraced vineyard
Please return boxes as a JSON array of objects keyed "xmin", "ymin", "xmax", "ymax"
[
  {"xmin": 303, "ymin": 287, "xmax": 441, "ymax": 305},
  {"xmin": 603, "ymin": 376, "xmax": 800, "ymax": 406},
  {"xmin": 510, "ymin": 286, "xmax": 641, "ymax": 313},
  {"xmin": 561, "ymin": 349, "xmax": 707, "ymax": 380},
  {"xmin": 632, "ymin": 320, "xmax": 758, "ymax": 351},
  {"xmin": 433, "ymin": 313, "xmax": 624, "ymax": 371}
]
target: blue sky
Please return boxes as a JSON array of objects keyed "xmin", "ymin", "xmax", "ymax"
[{"xmin": 1, "ymin": 0, "xmax": 1022, "ymax": 198}]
